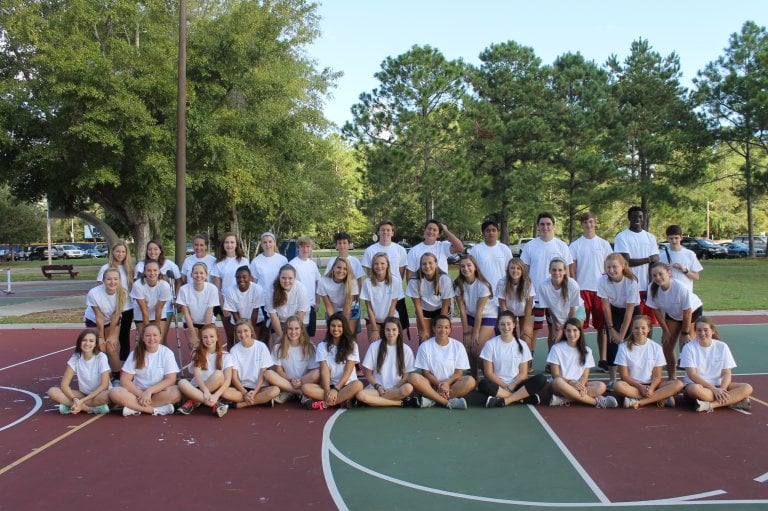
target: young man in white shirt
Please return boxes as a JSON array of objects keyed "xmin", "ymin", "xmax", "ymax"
[
  {"xmin": 613, "ymin": 206, "xmax": 659, "ymax": 320},
  {"xmin": 658, "ymin": 225, "xmax": 702, "ymax": 293},
  {"xmin": 289, "ymin": 236, "xmax": 322, "ymax": 337},
  {"xmin": 469, "ymin": 219, "xmax": 512, "ymax": 305},
  {"xmin": 406, "ymin": 219, "xmax": 464, "ymax": 279},
  {"xmin": 520, "ymin": 212, "xmax": 572, "ymax": 331},
  {"xmin": 569, "ymin": 212, "xmax": 613, "ymax": 370},
  {"xmin": 363, "ymin": 220, "xmax": 410, "ymax": 339}
]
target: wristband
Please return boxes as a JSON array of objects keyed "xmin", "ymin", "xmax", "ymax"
[
  {"xmin": 330, "ymin": 385, "xmax": 337, "ymax": 391},
  {"xmin": 374, "ymin": 383, "xmax": 382, "ymax": 391}
]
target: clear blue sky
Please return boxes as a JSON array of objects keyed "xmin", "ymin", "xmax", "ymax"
[{"xmin": 308, "ymin": 1, "xmax": 767, "ymax": 128}]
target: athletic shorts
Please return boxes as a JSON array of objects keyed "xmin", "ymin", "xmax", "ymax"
[
  {"xmin": 580, "ymin": 290, "xmax": 605, "ymax": 330},
  {"xmin": 532, "ymin": 301, "xmax": 545, "ymax": 330},
  {"xmin": 467, "ymin": 314, "xmax": 497, "ymax": 328},
  {"xmin": 638, "ymin": 291, "xmax": 658, "ymax": 325}
]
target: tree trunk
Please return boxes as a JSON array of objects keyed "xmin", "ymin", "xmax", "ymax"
[
  {"xmin": 499, "ymin": 198, "xmax": 509, "ymax": 245},
  {"xmin": 745, "ymin": 141, "xmax": 754, "ymax": 257},
  {"xmin": 75, "ymin": 211, "xmax": 120, "ymax": 248}
]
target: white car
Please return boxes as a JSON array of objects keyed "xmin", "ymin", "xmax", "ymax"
[
  {"xmin": 55, "ymin": 244, "xmax": 84, "ymax": 259},
  {"xmin": 509, "ymin": 238, "xmax": 534, "ymax": 257}
]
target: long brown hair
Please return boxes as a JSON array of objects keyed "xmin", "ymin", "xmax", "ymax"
[
  {"xmin": 376, "ymin": 317, "xmax": 406, "ymax": 376},
  {"xmin": 133, "ymin": 324, "xmax": 162, "ymax": 370},
  {"xmin": 325, "ymin": 312, "xmax": 356, "ymax": 364},
  {"xmin": 192, "ymin": 324, "xmax": 223, "ymax": 370},
  {"xmin": 560, "ymin": 317, "xmax": 588, "ymax": 366},
  {"xmin": 503, "ymin": 258, "xmax": 532, "ymax": 304},
  {"xmin": 272, "ymin": 264, "xmax": 295, "ymax": 308}
]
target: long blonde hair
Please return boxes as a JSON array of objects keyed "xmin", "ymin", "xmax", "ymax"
[
  {"xmin": 331, "ymin": 257, "xmax": 356, "ymax": 310},
  {"xmin": 108, "ymin": 239, "xmax": 134, "ymax": 291},
  {"xmin": 276, "ymin": 316, "xmax": 315, "ymax": 361},
  {"xmin": 102, "ymin": 268, "xmax": 127, "ymax": 318}
]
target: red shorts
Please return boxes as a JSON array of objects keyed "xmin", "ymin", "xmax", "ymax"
[
  {"xmin": 638, "ymin": 290, "xmax": 659, "ymax": 325},
  {"xmin": 579, "ymin": 290, "xmax": 605, "ymax": 330}
]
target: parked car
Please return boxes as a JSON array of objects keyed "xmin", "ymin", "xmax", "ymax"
[
  {"xmin": 680, "ymin": 237, "xmax": 727, "ymax": 259},
  {"xmin": 509, "ymin": 238, "xmax": 534, "ymax": 257},
  {"xmin": 54, "ymin": 244, "xmax": 84, "ymax": 259},
  {"xmin": 447, "ymin": 241, "xmax": 478, "ymax": 264},
  {"xmin": 723, "ymin": 242, "xmax": 765, "ymax": 258},
  {"xmin": 28, "ymin": 246, "xmax": 60, "ymax": 260},
  {"xmin": 732, "ymin": 235, "xmax": 767, "ymax": 251},
  {"xmin": 83, "ymin": 248, "xmax": 105, "ymax": 259}
]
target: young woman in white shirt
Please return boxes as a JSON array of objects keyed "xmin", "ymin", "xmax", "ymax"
[
  {"xmin": 496, "ymin": 258, "xmax": 536, "ymax": 353},
  {"xmin": 454, "ymin": 254, "xmax": 497, "ymax": 380},
  {"xmin": 360, "ymin": 253, "xmax": 402, "ymax": 342},
  {"xmin": 131, "ymin": 259, "xmax": 173, "ymax": 341},
  {"xmin": 406, "ymin": 253, "xmax": 454, "ymax": 342},
  {"xmin": 177, "ymin": 262, "xmax": 219, "ymax": 349},
  {"xmin": 265, "ymin": 316, "xmax": 320, "ymax": 403},
  {"xmin": 177, "ymin": 324, "xmax": 234, "ymax": 417},
  {"xmin": 85, "ymin": 268, "xmax": 130, "ymax": 372},
  {"xmin": 96, "ymin": 240, "xmax": 134, "ymax": 367}
]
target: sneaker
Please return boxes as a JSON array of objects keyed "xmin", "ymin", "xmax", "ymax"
[
  {"xmin": 549, "ymin": 394, "xmax": 570, "ymax": 407},
  {"xmin": 215, "ymin": 401, "xmax": 229, "ymax": 418},
  {"xmin": 178, "ymin": 399, "xmax": 196, "ymax": 415},
  {"xmin": 447, "ymin": 397, "xmax": 467, "ymax": 410},
  {"xmin": 122, "ymin": 406, "xmax": 141, "ymax": 417},
  {"xmin": 299, "ymin": 395, "xmax": 310, "ymax": 407},
  {"xmin": 152, "ymin": 403, "xmax": 175, "ymax": 416},
  {"xmin": 595, "ymin": 395, "xmax": 618, "ymax": 408},
  {"xmin": 597, "ymin": 360, "xmax": 609, "ymax": 372},
  {"xmin": 274, "ymin": 391, "xmax": 293, "ymax": 404},
  {"xmin": 401, "ymin": 396, "xmax": 421, "ymax": 408},
  {"xmin": 696, "ymin": 399, "xmax": 714, "ymax": 413},
  {"xmin": 90, "ymin": 404, "xmax": 110, "ymax": 414},
  {"xmin": 623, "ymin": 397, "xmax": 640, "ymax": 409},
  {"xmin": 521, "ymin": 394, "xmax": 541, "ymax": 405},
  {"xmin": 305, "ymin": 399, "xmax": 326, "ymax": 410},
  {"xmin": 420, "ymin": 396, "xmax": 436, "ymax": 408},
  {"xmin": 657, "ymin": 396, "xmax": 676, "ymax": 408},
  {"xmin": 485, "ymin": 396, "xmax": 505, "ymax": 408},
  {"xmin": 729, "ymin": 397, "xmax": 751, "ymax": 411},
  {"xmin": 59, "ymin": 404, "xmax": 71, "ymax": 415},
  {"xmin": 606, "ymin": 380, "xmax": 615, "ymax": 392}
]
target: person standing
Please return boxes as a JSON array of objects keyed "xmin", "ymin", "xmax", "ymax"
[
  {"xmin": 520, "ymin": 212, "xmax": 572, "ymax": 332},
  {"xmin": 613, "ymin": 206, "xmax": 660, "ymax": 320},
  {"xmin": 658, "ymin": 225, "xmax": 702, "ymax": 293},
  {"xmin": 469, "ymin": 219, "xmax": 512, "ymax": 308},
  {"xmin": 406, "ymin": 219, "xmax": 464, "ymax": 279},
  {"xmin": 569, "ymin": 212, "xmax": 613, "ymax": 371}
]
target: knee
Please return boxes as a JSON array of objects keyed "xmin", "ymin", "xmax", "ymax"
[
  {"xmin": 526, "ymin": 374, "xmax": 548, "ymax": 394},
  {"xmin": 400, "ymin": 383, "xmax": 414, "ymax": 396},
  {"xmin": 477, "ymin": 379, "xmax": 497, "ymax": 397}
]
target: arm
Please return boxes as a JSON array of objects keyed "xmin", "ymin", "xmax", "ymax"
[
  {"xmin": 619, "ymin": 252, "xmax": 660, "ymax": 268},
  {"xmin": 441, "ymin": 224, "xmax": 464, "ymax": 254},
  {"xmin": 482, "ymin": 359, "xmax": 506, "ymax": 389},
  {"xmin": 136, "ymin": 299, "xmax": 150, "ymax": 330},
  {"xmin": 321, "ymin": 295, "xmax": 335, "ymax": 317},
  {"xmin": 455, "ymin": 293, "xmax": 470, "ymax": 344},
  {"xmin": 363, "ymin": 299, "xmax": 379, "ymax": 338},
  {"xmin": 152, "ymin": 300, "xmax": 166, "ymax": 328},
  {"xmin": 679, "ymin": 308, "xmax": 693, "ymax": 345},
  {"xmin": 270, "ymin": 312, "xmax": 283, "ymax": 339},
  {"xmin": 230, "ymin": 369, "xmax": 249, "ymax": 400},
  {"xmin": 203, "ymin": 306, "xmax": 214, "ymax": 325},
  {"xmin": 617, "ymin": 304, "xmax": 635, "ymax": 341},
  {"xmin": 139, "ymin": 373, "xmax": 177, "ymax": 406},
  {"xmin": 59, "ymin": 367, "xmax": 78, "ymax": 401},
  {"xmin": 569, "ymin": 261, "xmax": 577, "ymax": 280},
  {"xmin": 73, "ymin": 370, "xmax": 110, "ymax": 413},
  {"xmin": 471, "ymin": 295, "xmax": 490, "ymax": 345},
  {"xmin": 411, "ymin": 297, "xmax": 427, "ymax": 340}
]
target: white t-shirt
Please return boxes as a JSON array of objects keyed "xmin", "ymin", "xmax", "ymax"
[
  {"xmin": 407, "ymin": 240, "xmax": 454, "ymax": 274},
  {"xmin": 317, "ymin": 276, "xmax": 359, "ymax": 312},
  {"xmin": 613, "ymin": 229, "xmax": 659, "ymax": 290},
  {"xmin": 520, "ymin": 237, "xmax": 573, "ymax": 291},
  {"xmin": 645, "ymin": 279, "xmax": 702, "ymax": 321},
  {"xmin": 596, "ymin": 275, "xmax": 640, "ymax": 308},
  {"xmin": 324, "ymin": 255, "xmax": 366, "ymax": 281},
  {"xmin": 192, "ymin": 352, "xmax": 235, "ymax": 386},
  {"xmin": 455, "ymin": 279, "xmax": 496, "ymax": 318},
  {"xmin": 360, "ymin": 276, "xmax": 404, "ymax": 320},
  {"xmin": 535, "ymin": 277, "xmax": 582, "ymax": 324},
  {"xmin": 362, "ymin": 340, "xmax": 415, "ymax": 388},
  {"xmin": 614, "ymin": 340, "xmax": 666, "ymax": 384},
  {"xmin": 289, "ymin": 257, "xmax": 322, "ymax": 307},
  {"xmin": 271, "ymin": 344, "xmax": 318, "ymax": 380},
  {"xmin": 130, "ymin": 279, "xmax": 173, "ymax": 321},
  {"xmin": 134, "ymin": 259, "xmax": 181, "ymax": 281},
  {"xmin": 680, "ymin": 339, "xmax": 736, "ymax": 387},
  {"xmin": 230, "ymin": 341, "xmax": 274, "ymax": 388},
  {"xmin": 266, "ymin": 281, "xmax": 310, "ymax": 324},
  {"xmin": 122, "ymin": 345, "xmax": 179, "ymax": 390},
  {"xmin": 210, "ymin": 256, "xmax": 250, "ymax": 292},
  {"xmin": 362, "ymin": 242, "xmax": 408, "ymax": 278},
  {"xmin": 469, "ymin": 242, "xmax": 512, "ymax": 301},
  {"xmin": 250, "ymin": 253, "xmax": 289, "ymax": 290},
  {"xmin": 176, "ymin": 282, "xmax": 220, "ymax": 324},
  {"xmin": 181, "ymin": 254, "xmax": 217, "ymax": 283},
  {"xmin": 495, "ymin": 278, "xmax": 536, "ymax": 317},
  {"xmin": 316, "ymin": 341, "xmax": 360, "ymax": 385},
  {"xmin": 546, "ymin": 342, "xmax": 595, "ymax": 381},
  {"xmin": 406, "ymin": 274, "xmax": 455, "ymax": 312},
  {"xmin": 414, "ymin": 337, "xmax": 470, "ymax": 381},
  {"xmin": 569, "ymin": 236, "xmax": 613, "ymax": 291},
  {"xmin": 67, "ymin": 352, "xmax": 110, "ymax": 394},
  {"xmin": 223, "ymin": 284, "xmax": 264, "ymax": 324},
  {"xmin": 479, "ymin": 336, "xmax": 532, "ymax": 385},
  {"xmin": 84, "ymin": 285, "xmax": 131, "ymax": 323},
  {"xmin": 658, "ymin": 247, "xmax": 702, "ymax": 293}
]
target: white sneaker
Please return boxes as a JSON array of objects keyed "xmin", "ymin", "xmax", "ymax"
[
  {"xmin": 447, "ymin": 397, "xmax": 467, "ymax": 410},
  {"xmin": 122, "ymin": 406, "xmax": 141, "ymax": 417},
  {"xmin": 695, "ymin": 399, "xmax": 714, "ymax": 413},
  {"xmin": 595, "ymin": 395, "xmax": 618, "ymax": 408},
  {"xmin": 152, "ymin": 403, "xmax": 175, "ymax": 416},
  {"xmin": 549, "ymin": 394, "xmax": 570, "ymax": 407},
  {"xmin": 274, "ymin": 391, "xmax": 293, "ymax": 404},
  {"xmin": 623, "ymin": 397, "xmax": 639, "ymax": 409},
  {"xmin": 420, "ymin": 396, "xmax": 435, "ymax": 408},
  {"xmin": 729, "ymin": 397, "xmax": 751, "ymax": 411}
]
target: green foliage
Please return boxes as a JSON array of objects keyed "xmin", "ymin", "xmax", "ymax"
[{"xmin": 0, "ymin": 186, "xmax": 46, "ymax": 246}]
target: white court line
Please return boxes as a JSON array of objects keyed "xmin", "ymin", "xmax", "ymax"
[
  {"xmin": 321, "ymin": 409, "xmax": 349, "ymax": 511},
  {"xmin": 529, "ymin": 405, "xmax": 610, "ymax": 503},
  {"xmin": 322, "ymin": 407, "xmax": 755, "ymax": 507},
  {"xmin": 0, "ymin": 386, "xmax": 42, "ymax": 432},
  {"xmin": 0, "ymin": 347, "xmax": 71, "ymax": 372},
  {"xmin": 755, "ymin": 472, "xmax": 768, "ymax": 483}
]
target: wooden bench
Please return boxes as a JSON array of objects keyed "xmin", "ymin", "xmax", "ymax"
[{"xmin": 41, "ymin": 264, "xmax": 79, "ymax": 279}]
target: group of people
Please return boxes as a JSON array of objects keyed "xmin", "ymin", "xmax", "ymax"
[{"xmin": 47, "ymin": 207, "xmax": 753, "ymax": 416}]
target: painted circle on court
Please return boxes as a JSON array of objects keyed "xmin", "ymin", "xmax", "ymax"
[{"xmin": 0, "ymin": 386, "xmax": 42, "ymax": 432}]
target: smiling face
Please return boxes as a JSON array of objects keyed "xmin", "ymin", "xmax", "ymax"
[
  {"xmin": 201, "ymin": 327, "xmax": 218, "ymax": 353},
  {"xmin": 628, "ymin": 210, "xmax": 644, "ymax": 232},
  {"xmin": 384, "ymin": 321, "xmax": 400, "ymax": 344},
  {"xmin": 372, "ymin": 255, "xmax": 389, "ymax": 278},
  {"xmin": 142, "ymin": 325, "xmax": 162, "ymax": 352},
  {"xmin": 651, "ymin": 265, "xmax": 670, "ymax": 287},
  {"xmin": 423, "ymin": 222, "xmax": 441, "ymax": 244},
  {"xmin": 260, "ymin": 236, "xmax": 276, "ymax": 256},
  {"xmin": 79, "ymin": 332, "xmax": 98, "ymax": 356},
  {"xmin": 507, "ymin": 261, "xmax": 523, "ymax": 282},
  {"xmin": 112, "ymin": 244, "xmax": 127, "ymax": 264},
  {"xmin": 193, "ymin": 238, "xmax": 207, "ymax": 257},
  {"xmin": 694, "ymin": 321, "xmax": 714, "ymax": 345},
  {"xmin": 378, "ymin": 223, "xmax": 394, "ymax": 245},
  {"xmin": 328, "ymin": 319, "xmax": 344, "ymax": 342},
  {"xmin": 103, "ymin": 270, "xmax": 120, "ymax": 292},
  {"xmin": 604, "ymin": 258, "xmax": 624, "ymax": 282},
  {"xmin": 483, "ymin": 224, "xmax": 499, "ymax": 245},
  {"xmin": 332, "ymin": 259, "xmax": 348, "ymax": 282},
  {"xmin": 279, "ymin": 268, "xmax": 295, "ymax": 290},
  {"xmin": 420, "ymin": 254, "xmax": 437, "ymax": 278},
  {"xmin": 236, "ymin": 323, "xmax": 254, "ymax": 344},
  {"xmin": 564, "ymin": 323, "xmax": 581, "ymax": 346},
  {"xmin": 631, "ymin": 318, "xmax": 651, "ymax": 342},
  {"xmin": 497, "ymin": 314, "xmax": 515, "ymax": 338},
  {"xmin": 434, "ymin": 318, "xmax": 451, "ymax": 341},
  {"xmin": 459, "ymin": 258, "xmax": 476, "ymax": 280},
  {"xmin": 223, "ymin": 235, "xmax": 237, "ymax": 257},
  {"xmin": 143, "ymin": 262, "xmax": 160, "ymax": 285},
  {"xmin": 285, "ymin": 320, "xmax": 302, "ymax": 345},
  {"xmin": 549, "ymin": 261, "xmax": 567, "ymax": 284},
  {"xmin": 146, "ymin": 242, "xmax": 161, "ymax": 260},
  {"xmin": 192, "ymin": 264, "xmax": 208, "ymax": 284},
  {"xmin": 236, "ymin": 269, "xmax": 251, "ymax": 291},
  {"xmin": 537, "ymin": 217, "xmax": 554, "ymax": 241}
]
